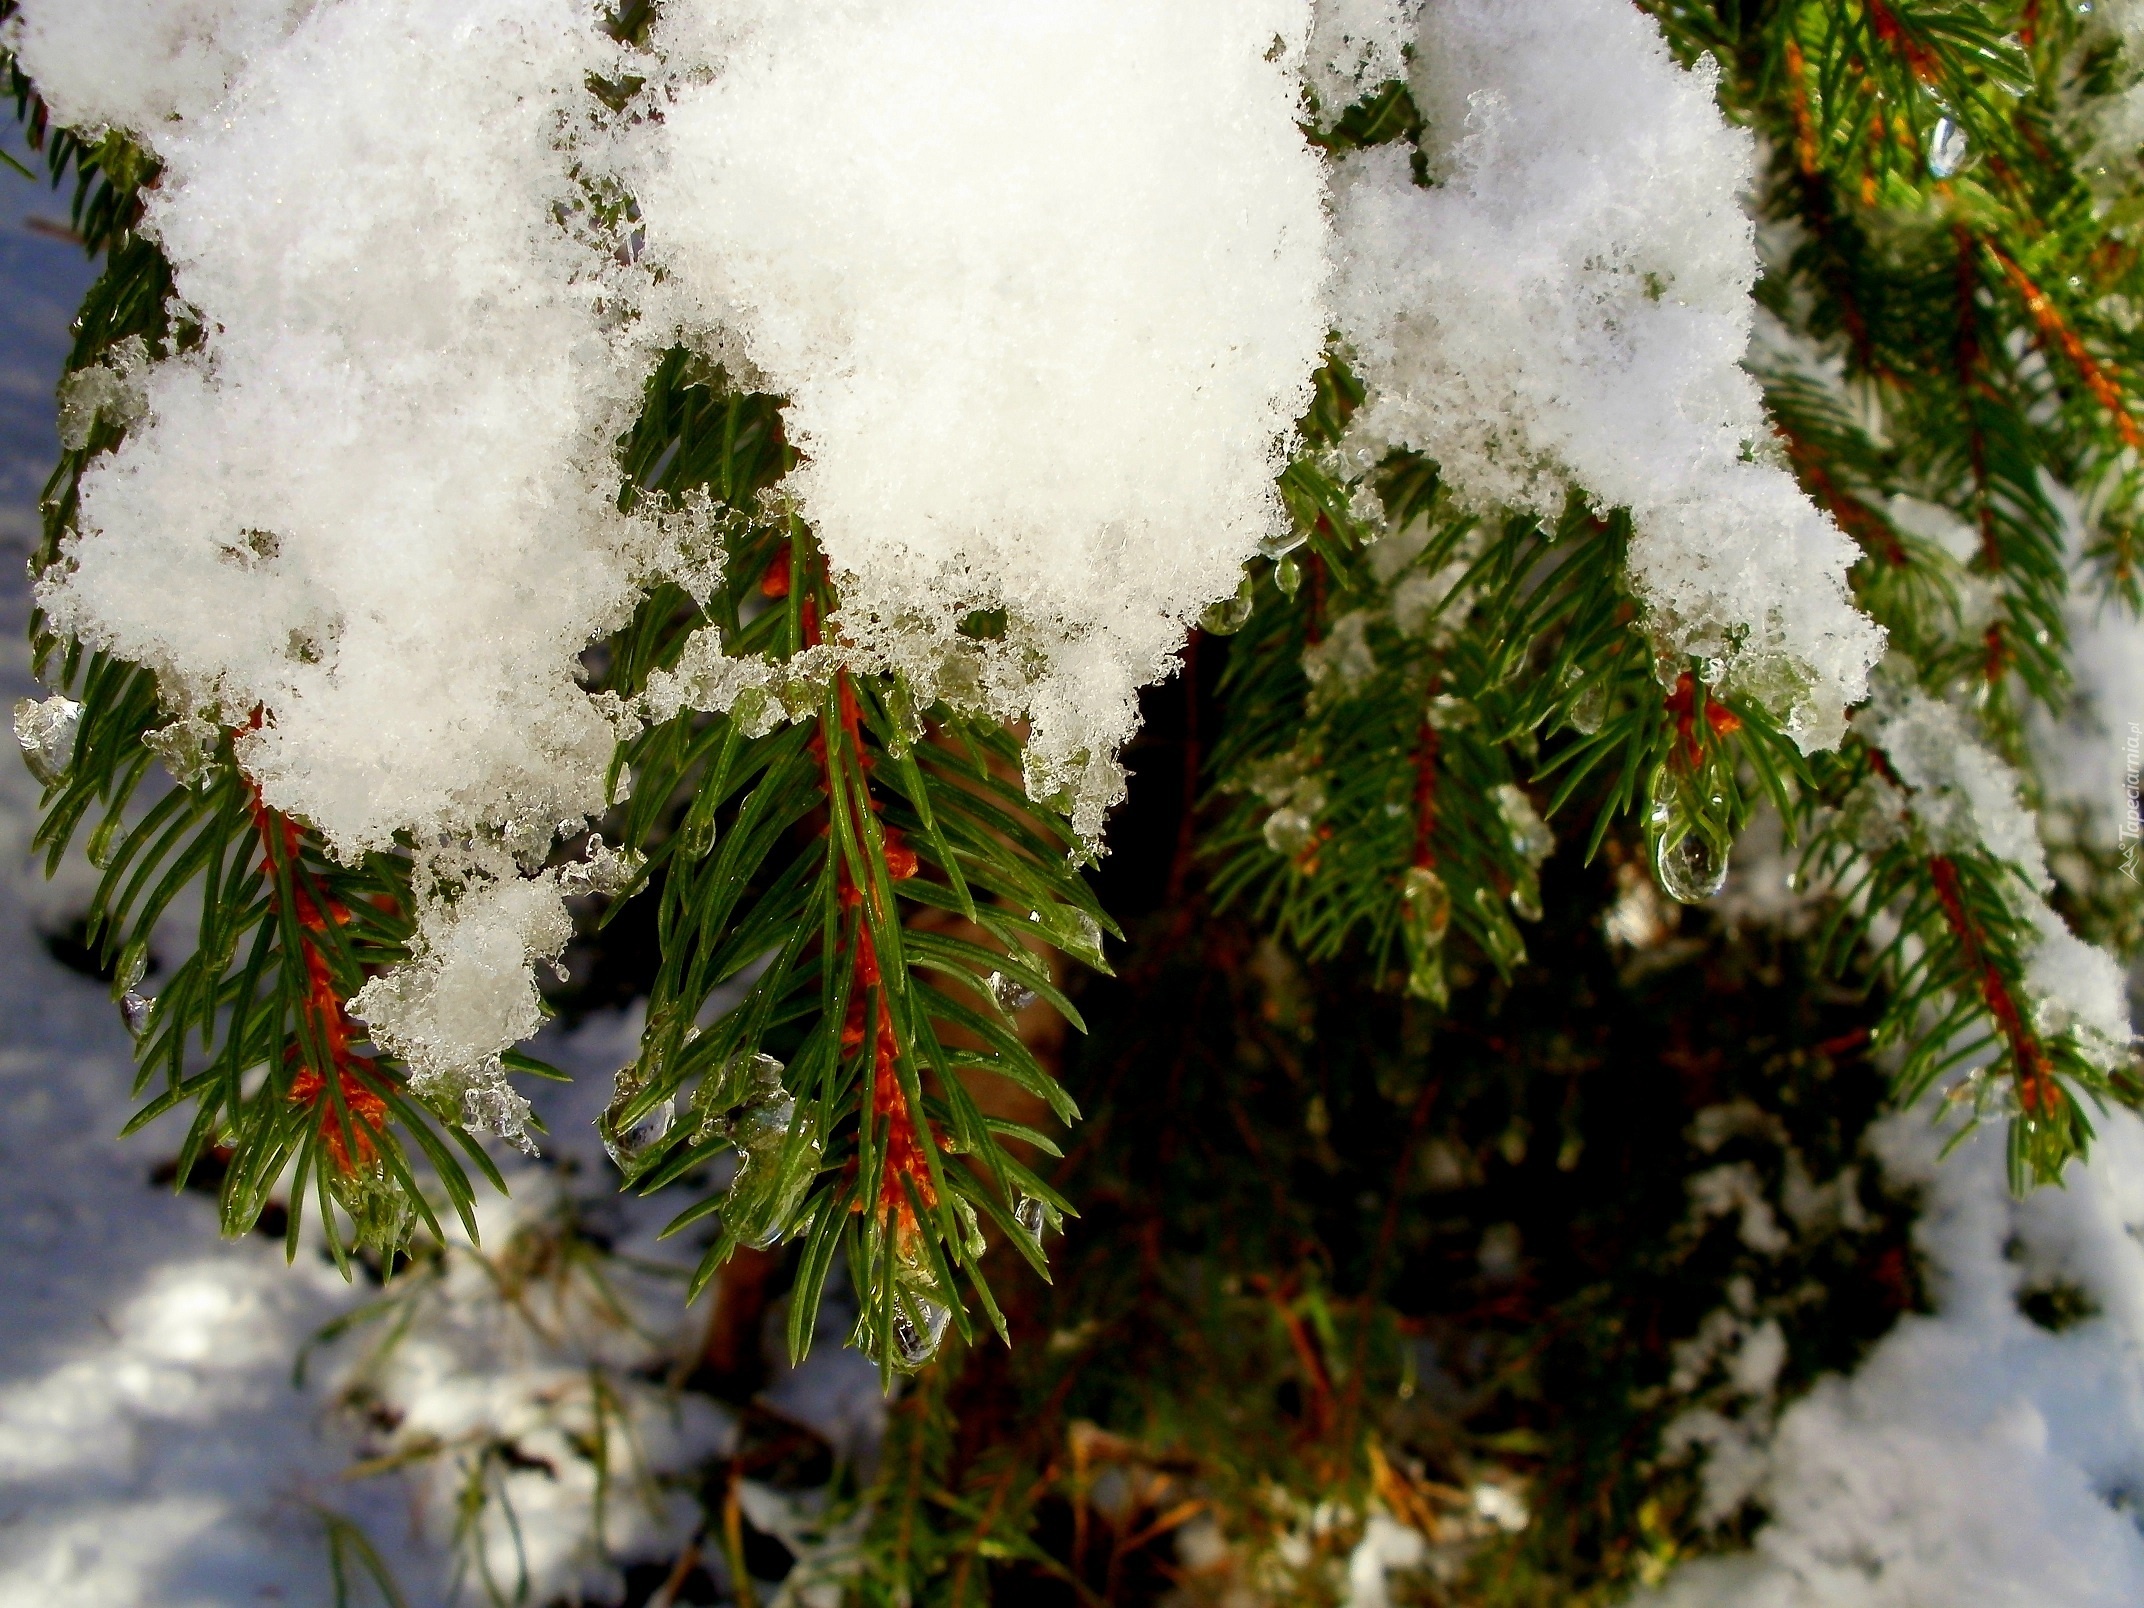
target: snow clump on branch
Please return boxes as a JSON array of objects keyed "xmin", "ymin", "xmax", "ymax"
[
  {"xmin": 24, "ymin": 0, "xmax": 666, "ymax": 862},
  {"xmin": 1326, "ymin": 0, "xmax": 1885, "ymax": 752},
  {"xmin": 3, "ymin": 0, "xmax": 314, "ymax": 133},
  {"xmin": 12, "ymin": 0, "xmax": 687, "ymax": 1138},
  {"xmin": 1855, "ymin": 681, "xmax": 2134, "ymax": 1073},
  {"xmin": 9, "ymin": 0, "xmax": 1896, "ymax": 1130},
  {"xmin": 623, "ymin": 0, "xmax": 1332, "ymax": 845}
]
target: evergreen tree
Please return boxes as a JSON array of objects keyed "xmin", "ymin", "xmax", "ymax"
[{"xmin": 4, "ymin": 1, "xmax": 2140, "ymax": 1603}]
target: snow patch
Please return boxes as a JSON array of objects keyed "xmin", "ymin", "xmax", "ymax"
[
  {"xmin": 1327, "ymin": 0, "xmax": 1883, "ymax": 751},
  {"xmin": 627, "ymin": 0, "xmax": 1332, "ymax": 846},
  {"xmin": 1640, "ymin": 1106, "xmax": 2144, "ymax": 1608}
]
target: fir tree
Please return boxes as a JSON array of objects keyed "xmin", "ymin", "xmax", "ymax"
[{"xmin": 4, "ymin": 1, "xmax": 2140, "ymax": 1603}]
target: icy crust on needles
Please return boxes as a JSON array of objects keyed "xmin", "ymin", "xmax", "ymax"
[
  {"xmin": 626, "ymin": 0, "xmax": 1332, "ymax": 843},
  {"xmin": 1328, "ymin": 0, "xmax": 1884, "ymax": 751}
]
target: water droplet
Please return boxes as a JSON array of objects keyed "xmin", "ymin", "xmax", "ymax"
[
  {"xmin": 1404, "ymin": 942, "xmax": 1448, "ymax": 1007},
  {"xmin": 742, "ymin": 1050, "xmax": 787, "ymax": 1099},
  {"xmin": 1646, "ymin": 763, "xmax": 1733, "ymax": 905},
  {"xmin": 1510, "ymin": 870, "xmax": 1543, "ymax": 924},
  {"xmin": 892, "ymin": 1296, "xmax": 952, "ymax": 1370},
  {"xmin": 1566, "ymin": 673, "xmax": 1609, "ymax": 736},
  {"xmin": 1014, "ymin": 1194, "xmax": 1049, "ymax": 1243},
  {"xmin": 678, "ymin": 808, "xmax": 718, "ymax": 858},
  {"xmin": 1264, "ymin": 807, "xmax": 1316, "ymax": 857},
  {"xmin": 1028, "ymin": 902, "xmax": 1104, "ymax": 966},
  {"xmin": 14, "ymin": 694, "xmax": 81, "ymax": 787},
  {"xmin": 731, "ymin": 1090, "xmax": 797, "ymax": 1149},
  {"xmin": 1399, "ymin": 865, "xmax": 1451, "ymax": 1005},
  {"xmin": 1471, "ymin": 886, "xmax": 1527, "ymax": 970},
  {"xmin": 1494, "ymin": 784, "xmax": 1554, "ymax": 864},
  {"xmin": 1929, "ymin": 116, "xmax": 1971, "ymax": 180},
  {"xmin": 86, "ymin": 813, "xmax": 121, "ymax": 869},
  {"xmin": 718, "ymin": 1055, "xmax": 819, "ymax": 1250},
  {"xmin": 1425, "ymin": 693, "xmax": 1478, "ymax": 731},
  {"xmin": 121, "ymin": 991, "xmax": 154, "ymax": 1038},
  {"xmin": 692, "ymin": 1050, "xmax": 788, "ymax": 1141},
  {"xmin": 113, "ymin": 939, "xmax": 149, "ymax": 997},
  {"xmin": 724, "ymin": 1124, "xmax": 821, "ymax": 1250},
  {"xmin": 1654, "ymin": 828, "xmax": 1730, "ymax": 904},
  {"xmin": 1400, "ymin": 864, "xmax": 1451, "ymax": 947},
  {"xmin": 1199, "ymin": 573, "xmax": 1256, "ymax": 636},
  {"xmin": 598, "ymin": 1064, "xmax": 675, "ymax": 1168},
  {"xmin": 1274, "ymin": 555, "xmax": 1303, "ymax": 598},
  {"xmin": 987, "ymin": 970, "xmax": 1038, "ymax": 1015},
  {"xmin": 1243, "ymin": 751, "xmax": 1311, "ymax": 806},
  {"xmin": 882, "ymin": 679, "xmax": 927, "ymax": 757}
]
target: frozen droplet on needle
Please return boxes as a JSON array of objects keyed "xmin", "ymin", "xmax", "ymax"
[
  {"xmin": 1655, "ymin": 829, "xmax": 1730, "ymax": 904},
  {"xmin": 892, "ymin": 1296, "xmax": 951, "ymax": 1370},
  {"xmin": 987, "ymin": 970, "xmax": 1037, "ymax": 1015},
  {"xmin": 14, "ymin": 695, "xmax": 81, "ymax": 787}
]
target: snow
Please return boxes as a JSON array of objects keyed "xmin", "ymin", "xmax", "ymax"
[
  {"xmin": 2, "ymin": 0, "xmax": 313, "ymax": 134},
  {"xmin": 1640, "ymin": 1105, "xmax": 2144, "ymax": 1608},
  {"xmin": 1326, "ymin": 0, "xmax": 1884, "ymax": 753},
  {"xmin": 1857, "ymin": 680, "xmax": 2052, "ymax": 888},
  {"xmin": 1855, "ymin": 676, "xmax": 2135, "ymax": 1070},
  {"xmin": 0, "ymin": 870, "xmax": 730, "ymax": 1607},
  {"xmin": 1304, "ymin": 0, "xmax": 1422, "ymax": 116},
  {"xmin": 0, "ymin": 149, "xmax": 412, "ymax": 1585},
  {"xmin": 30, "ymin": 0, "xmax": 657, "ymax": 865},
  {"xmin": 2044, "ymin": 592, "xmax": 2144, "ymax": 854},
  {"xmin": 4, "ymin": 471, "xmax": 729, "ymax": 1603},
  {"xmin": 10, "ymin": 0, "xmax": 718, "ymax": 1127},
  {"xmin": 2031, "ymin": 482, "xmax": 2144, "ymax": 874},
  {"xmin": 349, "ymin": 838, "xmax": 636, "ymax": 1152},
  {"xmin": 0, "ymin": 174, "xmax": 733, "ymax": 1579},
  {"xmin": 3, "ymin": 7, "xmax": 2140, "ymax": 1598},
  {"xmin": 626, "ymin": 0, "xmax": 1332, "ymax": 847},
  {"xmin": 10, "ymin": 0, "xmax": 1896, "ymax": 1093}
]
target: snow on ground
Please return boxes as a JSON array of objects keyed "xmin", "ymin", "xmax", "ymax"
[
  {"xmin": 0, "ymin": 121, "xmax": 412, "ymax": 1608},
  {"xmin": 0, "ymin": 128, "xmax": 717, "ymax": 1607},
  {"xmin": 0, "ymin": 837, "xmax": 727, "ymax": 1607},
  {"xmin": 1640, "ymin": 1104, "xmax": 2144, "ymax": 1608}
]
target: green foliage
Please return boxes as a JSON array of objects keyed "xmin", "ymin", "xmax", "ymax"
[
  {"xmin": 763, "ymin": 852, "xmax": 1924, "ymax": 1606},
  {"xmin": 9, "ymin": 4, "xmax": 2144, "ymax": 1601},
  {"xmin": 4, "ymin": 67, "xmax": 1101, "ymax": 1356},
  {"xmin": 1195, "ymin": 0, "xmax": 2144, "ymax": 1200}
]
